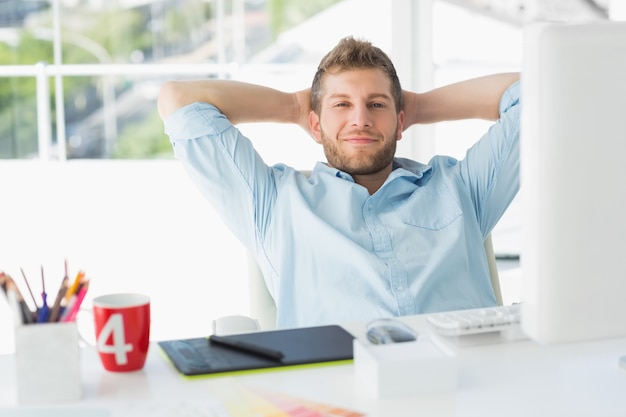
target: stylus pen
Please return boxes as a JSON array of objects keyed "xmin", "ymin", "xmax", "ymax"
[{"xmin": 209, "ymin": 335, "xmax": 284, "ymax": 362}]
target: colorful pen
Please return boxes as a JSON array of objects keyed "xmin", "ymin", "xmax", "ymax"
[
  {"xmin": 64, "ymin": 270, "xmax": 85, "ymax": 304},
  {"xmin": 36, "ymin": 266, "xmax": 50, "ymax": 323},
  {"xmin": 61, "ymin": 280, "xmax": 89, "ymax": 322}
]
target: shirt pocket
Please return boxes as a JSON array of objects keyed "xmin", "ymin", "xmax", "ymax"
[{"xmin": 391, "ymin": 185, "xmax": 462, "ymax": 231}]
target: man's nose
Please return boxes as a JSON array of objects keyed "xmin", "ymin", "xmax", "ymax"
[{"xmin": 350, "ymin": 104, "xmax": 372, "ymax": 128}]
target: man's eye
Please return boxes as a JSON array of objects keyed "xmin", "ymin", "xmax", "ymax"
[{"xmin": 370, "ymin": 102, "xmax": 385, "ymax": 108}]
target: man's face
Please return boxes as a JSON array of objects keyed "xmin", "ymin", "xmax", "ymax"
[{"xmin": 310, "ymin": 68, "xmax": 404, "ymax": 176}]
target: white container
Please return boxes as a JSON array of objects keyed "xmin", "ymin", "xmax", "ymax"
[
  {"xmin": 15, "ymin": 322, "xmax": 81, "ymax": 404},
  {"xmin": 353, "ymin": 335, "xmax": 456, "ymax": 398}
]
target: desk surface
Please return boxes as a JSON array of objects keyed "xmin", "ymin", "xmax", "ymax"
[{"xmin": 1, "ymin": 314, "xmax": 626, "ymax": 417}]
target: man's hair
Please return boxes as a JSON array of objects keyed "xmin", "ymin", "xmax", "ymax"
[{"xmin": 311, "ymin": 36, "xmax": 403, "ymax": 114}]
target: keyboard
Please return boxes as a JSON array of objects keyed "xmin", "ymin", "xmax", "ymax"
[{"xmin": 426, "ymin": 304, "xmax": 522, "ymax": 337}]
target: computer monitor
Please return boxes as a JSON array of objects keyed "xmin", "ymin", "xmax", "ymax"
[{"xmin": 521, "ymin": 21, "xmax": 626, "ymax": 344}]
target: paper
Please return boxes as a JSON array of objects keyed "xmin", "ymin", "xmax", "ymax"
[
  {"xmin": 207, "ymin": 378, "xmax": 365, "ymax": 417},
  {"xmin": 0, "ymin": 410, "xmax": 109, "ymax": 417},
  {"xmin": 0, "ymin": 381, "xmax": 364, "ymax": 417}
]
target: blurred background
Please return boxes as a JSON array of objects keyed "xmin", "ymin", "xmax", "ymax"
[{"xmin": 1, "ymin": 0, "xmax": 622, "ymax": 353}]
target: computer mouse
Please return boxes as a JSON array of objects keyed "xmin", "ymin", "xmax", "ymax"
[{"xmin": 365, "ymin": 318, "xmax": 418, "ymax": 345}]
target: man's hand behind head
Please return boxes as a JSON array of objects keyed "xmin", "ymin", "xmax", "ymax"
[{"xmin": 294, "ymin": 88, "xmax": 313, "ymax": 137}]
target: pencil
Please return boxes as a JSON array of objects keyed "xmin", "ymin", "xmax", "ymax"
[
  {"xmin": 64, "ymin": 270, "xmax": 85, "ymax": 304},
  {"xmin": 6, "ymin": 278, "xmax": 34, "ymax": 325},
  {"xmin": 6, "ymin": 280, "xmax": 24, "ymax": 326},
  {"xmin": 48, "ymin": 276, "xmax": 69, "ymax": 322},
  {"xmin": 19, "ymin": 268, "xmax": 39, "ymax": 313},
  {"xmin": 61, "ymin": 280, "xmax": 90, "ymax": 322},
  {"xmin": 0, "ymin": 272, "xmax": 8, "ymax": 294},
  {"xmin": 58, "ymin": 278, "xmax": 87, "ymax": 322}
]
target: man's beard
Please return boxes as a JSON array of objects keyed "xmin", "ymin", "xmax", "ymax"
[{"xmin": 320, "ymin": 128, "xmax": 398, "ymax": 176}]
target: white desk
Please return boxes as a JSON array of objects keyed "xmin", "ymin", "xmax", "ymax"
[{"xmin": 1, "ymin": 314, "xmax": 626, "ymax": 417}]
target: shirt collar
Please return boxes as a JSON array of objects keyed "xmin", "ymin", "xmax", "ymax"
[{"xmin": 311, "ymin": 158, "xmax": 433, "ymax": 185}]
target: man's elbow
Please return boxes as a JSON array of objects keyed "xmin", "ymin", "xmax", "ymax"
[{"xmin": 158, "ymin": 81, "xmax": 186, "ymax": 121}]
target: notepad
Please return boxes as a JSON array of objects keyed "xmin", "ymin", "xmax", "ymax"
[{"xmin": 158, "ymin": 325, "xmax": 355, "ymax": 376}]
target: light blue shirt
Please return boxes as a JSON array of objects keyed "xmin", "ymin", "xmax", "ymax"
[{"xmin": 166, "ymin": 81, "xmax": 520, "ymax": 328}]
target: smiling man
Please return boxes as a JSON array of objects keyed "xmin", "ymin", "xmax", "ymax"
[
  {"xmin": 310, "ymin": 66, "xmax": 402, "ymax": 194},
  {"xmin": 158, "ymin": 36, "xmax": 520, "ymax": 328}
]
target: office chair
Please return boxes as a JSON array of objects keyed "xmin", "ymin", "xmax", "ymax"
[{"xmin": 212, "ymin": 171, "xmax": 503, "ymax": 335}]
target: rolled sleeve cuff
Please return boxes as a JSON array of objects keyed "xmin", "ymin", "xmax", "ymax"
[
  {"xmin": 499, "ymin": 80, "xmax": 521, "ymax": 116},
  {"xmin": 164, "ymin": 102, "xmax": 229, "ymax": 141}
]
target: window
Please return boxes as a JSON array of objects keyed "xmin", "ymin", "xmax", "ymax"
[{"xmin": 0, "ymin": 0, "xmax": 344, "ymax": 160}]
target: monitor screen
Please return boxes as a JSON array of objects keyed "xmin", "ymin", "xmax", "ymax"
[{"xmin": 521, "ymin": 21, "xmax": 626, "ymax": 344}]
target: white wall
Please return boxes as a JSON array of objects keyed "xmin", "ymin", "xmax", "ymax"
[{"xmin": 0, "ymin": 160, "xmax": 250, "ymax": 353}]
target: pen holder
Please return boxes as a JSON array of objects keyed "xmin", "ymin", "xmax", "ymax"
[{"xmin": 15, "ymin": 322, "xmax": 81, "ymax": 404}]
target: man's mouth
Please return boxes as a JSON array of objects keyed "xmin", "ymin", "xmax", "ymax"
[{"xmin": 342, "ymin": 133, "xmax": 378, "ymax": 144}]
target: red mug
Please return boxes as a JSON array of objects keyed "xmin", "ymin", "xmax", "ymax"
[{"xmin": 92, "ymin": 293, "xmax": 150, "ymax": 372}]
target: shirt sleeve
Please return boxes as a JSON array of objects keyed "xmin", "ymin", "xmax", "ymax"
[
  {"xmin": 165, "ymin": 102, "xmax": 276, "ymax": 250},
  {"xmin": 461, "ymin": 80, "xmax": 521, "ymax": 236}
]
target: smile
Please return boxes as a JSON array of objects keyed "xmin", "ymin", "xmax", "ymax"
[{"xmin": 343, "ymin": 136, "xmax": 378, "ymax": 145}]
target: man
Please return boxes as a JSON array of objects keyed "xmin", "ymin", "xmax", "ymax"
[{"xmin": 159, "ymin": 36, "xmax": 520, "ymax": 328}]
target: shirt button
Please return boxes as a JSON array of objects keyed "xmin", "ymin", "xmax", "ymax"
[{"xmin": 396, "ymin": 286, "xmax": 405, "ymax": 292}]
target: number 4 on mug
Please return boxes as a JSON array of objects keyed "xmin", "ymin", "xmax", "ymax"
[
  {"xmin": 93, "ymin": 292, "xmax": 150, "ymax": 372},
  {"xmin": 96, "ymin": 313, "xmax": 134, "ymax": 365}
]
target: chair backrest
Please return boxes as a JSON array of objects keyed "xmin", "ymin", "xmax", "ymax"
[
  {"xmin": 248, "ymin": 233, "xmax": 503, "ymax": 331},
  {"xmin": 247, "ymin": 250, "xmax": 278, "ymax": 330},
  {"xmin": 484, "ymin": 233, "xmax": 503, "ymax": 305}
]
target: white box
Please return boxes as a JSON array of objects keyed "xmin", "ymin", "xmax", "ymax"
[
  {"xmin": 15, "ymin": 322, "xmax": 81, "ymax": 404},
  {"xmin": 353, "ymin": 336, "xmax": 456, "ymax": 398}
]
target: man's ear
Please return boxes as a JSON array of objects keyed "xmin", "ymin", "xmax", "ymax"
[
  {"xmin": 396, "ymin": 111, "xmax": 405, "ymax": 141},
  {"xmin": 309, "ymin": 111, "xmax": 323, "ymax": 144}
]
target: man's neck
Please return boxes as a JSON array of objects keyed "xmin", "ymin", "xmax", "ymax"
[{"xmin": 351, "ymin": 165, "xmax": 393, "ymax": 195}]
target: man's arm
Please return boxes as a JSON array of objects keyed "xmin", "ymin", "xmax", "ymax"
[
  {"xmin": 158, "ymin": 79, "xmax": 312, "ymax": 130},
  {"xmin": 402, "ymin": 72, "xmax": 520, "ymax": 128}
]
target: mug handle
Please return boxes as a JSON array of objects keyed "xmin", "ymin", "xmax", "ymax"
[{"xmin": 75, "ymin": 307, "xmax": 97, "ymax": 347}]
